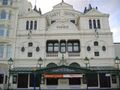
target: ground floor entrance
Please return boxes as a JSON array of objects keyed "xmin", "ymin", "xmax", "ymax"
[
  {"xmin": 17, "ymin": 74, "xmax": 28, "ymax": 88},
  {"xmin": 7, "ymin": 66, "xmax": 120, "ymax": 89}
]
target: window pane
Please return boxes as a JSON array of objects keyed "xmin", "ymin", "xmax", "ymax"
[
  {"xmin": 60, "ymin": 41, "xmax": 66, "ymax": 53},
  {"xmin": 0, "ymin": 29, "xmax": 4, "ymax": 36},
  {"xmin": 54, "ymin": 43, "xmax": 59, "ymax": 52},
  {"xmin": 68, "ymin": 46, "xmax": 72, "ymax": 52},
  {"xmin": 74, "ymin": 46, "xmax": 79, "ymax": 52},
  {"xmin": 26, "ymin": 21, "xmax": 29, "ymax": 30},
  {"xmin": 89, "ymin": 20, "xmax": 92, "ymax": 29},
  {"xmin": 7, "ymin": 45, "xmax": 12, "ymax": 58},
  {"xmin": 30, "ymin": 21, "xmax": 33, "ymax": 30},
  {"xmin": 0, "ymin": 45, "xmax": 4, "ymax": 58},
  {"xmin": 34, "ymin": 21, "xmax": 37, "ymax": 30},
  {"xmin": 2, "ymin": 0, "xmax": 8, "ymax": 5},
  {"xmin": 1, "ymin": 11, "xmax": 6, "ymax": 19},
  {"xmin": 93, "ymin": 20, "xmax": 96, "ymax": 29},
  {"xmin": 61, "ymin": 47, "xmax": 66, "ymax": 53},
  {"xmin": 48, "ymin": 47, "xmax": 53, "ymax": 52},
  {"xmin": 54, "ymin": 47, "xmax": 59, "ymax": 52},
  {"xmin": 97, "ymin": 20, "xmax": 101, "ymax": 29}
]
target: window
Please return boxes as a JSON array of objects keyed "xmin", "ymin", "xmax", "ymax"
[
  {"xmin": 34, "ymin": 21, "xmax": 37, "ymax": 30},
  {"xmin": 36, "ymin": 47, "xmax": 40, "ymax": 52},
  {"xmin": 1, "ymin": 10, "xmax": 7, "ymax": 19},
  {"xmin": 87, "ymin": 46, "xmax": 91, "ymax": 51},
  {"xmin": 6, "ymin": 45, "xmax": 12, "ymax": 58},
  {"xmin": 21, "ymin": 47, "xmax": 25, "ymax": 52},
  {"xmin": 70, "ymin": 20, "xmax": 75, "ymax": 24},
  {"xmin": 28, "ymin": 42, "xmax": 33, "ymax": 47},
  {"xmin": 2, "ymin": 0, "xmax": 8, "ymax": 5},
  {"xmin": 102, "ymin": 46, "xmax": 106, "ymax": 51},
  {"xmin": 28, "ymin": 52, "xmax": 32, "ymax": 57},
  {"xmin": 93, "ymin": 20, "xmax": 96, "ymax": 29},
  {"xmin": 94, "ymin": 41, "xmax": 98, "ymax": 46},
  {"xmin": 112, "ymin": 75, "xmax": 117, "ymax": 83},
  {"xmin": 94, "ymin": 52, "xmax": 99, "ymax": 56},
  {"xmin": 97, "ymin": 19, "xmax": 101, "ymax": 29},
  {"xmin": 13, "ymin": 75, "xmax": 17, "ymax": 84},
  {"xmin": 89, "ymin": 19, "xmax": 101, "ymax": 29},
  {"xmin": 0, "ymin": 27, "xmax": 4, "ymax": 36},
  {"xmin": 60, "ymin": 40, "xmax": 66, "ymax": 53},
  {"xmin": 69, "ymin": 78, "xmax": 81, "ymax": 85},
  {"xmin": 67, "ymin": 40, "xmax": 80, "ymax": 53},
  {"xmin": 51, "ymin": 20, "xmax": 56, "ymax": 24},
  {"xmin": 0, "ymin": 74, "xmax": 4, "ymax": 84},
  {"xmin": 26, "ymin": 21, "xmax": 29, "ymax": 30},
  {"xmin": 30, "ymin": 21, "xmax": 33, "ymax": 30},
  {"xmin": 0, "ymin": 45, "xmax": 4, "ymax": 58},
  {"xmin": 26, "ymin": 20, "xmax": 37, "ymax": 30},
  {"xmin": 46, "ymin": 40, "xmax": 59, "ymax": 53},
  {"xmin": 0, "ymin": 26, "xmax": 8, "ymax": 37},
  {"xmin": 89, "ymin": 20, "xmax": 92, "ymax": 29}
]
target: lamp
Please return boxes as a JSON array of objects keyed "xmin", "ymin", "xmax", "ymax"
[
  {"xmin": 84, "ymin": 57, "xmax": 89, "ymax": 68},
  {"xmin": 38, "ymin": 57, "xmax": 43, "ymax": 67},
  {"xmin": 8, "ymin": 58, "xmax": 13, "ymax": 66},
  {"xmin": 38, "ymin": 57, "xmax": 43, "ymax": 90},
  {"xmin": 114, "ymin": 56, "xmax": 120, "ymax": 69},
  {"xmin": 8, "ymin": 58, "xmax": 13, "ymax": 90}
]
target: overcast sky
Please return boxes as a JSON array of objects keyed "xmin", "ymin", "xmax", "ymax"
[{"xmin": 28, "ymin": 0, "xmax": 120, "ymax": 42}]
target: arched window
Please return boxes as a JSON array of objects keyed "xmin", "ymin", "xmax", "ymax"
[
  {"xmin": 26, "ymin": 21, "xmax": 29, "ymax": 30},
  {"xmin": 69, "ymin": 63, "xmax": 80, "ymax": 68},
  {"xmin": 30, "ymin": 21, "xmax": 33, "ymax": 30},
  {"xmin": 1, "ymin": 10, "xmax": 7, "ymax": 19},
  {"xmin": 93, "ymin": 20, "xmax": 96, "ymax": 29},
  {"xmin": 89, "ymin": 20, "xmax": 92, "ymax": 29},
  {"xmin": 46, "ymin": 40, "xmax": 59, "ymax": 53},
  {"xmin": 97, "ymin": 19, "xmax": 101, "ymax": 29},
  {"xmin": 60, "ymin": 40, "xmax": 66, "ymax": 53},
  {"xmin": 67, "ymin": 40, "xmax": 80, "ymax": 53},
  {"xmin": 46, "ymin": 63, "xmax": 57, "ymax": 68},
  {"xmin": 34, "ymin": 21, "xmax": 37, "ymax": 30}
]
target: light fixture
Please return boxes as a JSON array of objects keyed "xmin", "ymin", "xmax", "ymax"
[
  {"xmin": 8, "ymin": 58, "xmax": 13, "ymax": 66},
  {"xmin": 38, "ymin": 57, "xmax": 43, "ymax": 67}
]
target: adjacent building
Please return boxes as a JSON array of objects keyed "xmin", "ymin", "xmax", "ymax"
[{"xmin": 0, "ymin": 0, "xmax": 120, "ymax": 89}]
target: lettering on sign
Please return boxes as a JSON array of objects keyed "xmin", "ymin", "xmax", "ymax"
[
  {"xmin": 56, "ymin": 26, "xmax": 69, "ymax": 29},
  {"xmin": 49, "ymin": 12, "xmax": 60, "ymax": 17},
  {"xmin": 51, "ymin": 68, "xmax": 75, "ymax": 73}
]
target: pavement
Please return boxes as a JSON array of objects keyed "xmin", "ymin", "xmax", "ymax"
[{"xmin": 11, "ymin": 88, "xmax": 120, "ymax": 90}]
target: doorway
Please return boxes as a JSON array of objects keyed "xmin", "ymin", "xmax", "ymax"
[
  {"xmin": 99, "ymin": 73, "xmax": 111, "ymax": 88},
  {"xmin": 17, "ymin": 74, "xmax": 28, "ymax": 88}
]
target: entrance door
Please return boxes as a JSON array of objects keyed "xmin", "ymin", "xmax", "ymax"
[
  {"xmin": 99, "ymin": 73, "xmax": 111, "ymax": 88},
  {"xmin": 17, "ymin": 74, "xmax": 28, "ymax": 88}
]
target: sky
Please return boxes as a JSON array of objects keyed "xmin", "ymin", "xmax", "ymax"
[{"xmin": 28, "ymin": 0, "xmax": 120, "ymax": 42}]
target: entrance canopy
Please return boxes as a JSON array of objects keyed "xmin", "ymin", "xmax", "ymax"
[
  {"xmin": 37, "ymin": 65, "xmax": 94, "ymax": 74},
  {"xmin": 10, "ymin": 66, "xmax": 119, "ymax": 74}
]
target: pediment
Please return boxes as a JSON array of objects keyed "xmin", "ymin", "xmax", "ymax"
[
  {"xmin": 84, "ymin": 9, "xmax": 109, "ymax": 16},
  {"xmin": 21, "ymin": 10, "xmax": 41, "ymax": 18}
]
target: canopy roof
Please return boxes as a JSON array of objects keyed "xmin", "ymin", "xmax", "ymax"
[{"xmin": 10, "ymin": 65, "xmax": 119, "ymax": 74}]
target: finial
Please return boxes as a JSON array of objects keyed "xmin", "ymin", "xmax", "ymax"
[{"xmin": 62, "ymin": 0, "xmax": 64, "ymax": 3}]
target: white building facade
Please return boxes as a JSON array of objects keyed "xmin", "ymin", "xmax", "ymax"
[{"xmin": 0, "ymin": 0, "xmax": 120, "ymax": 89}]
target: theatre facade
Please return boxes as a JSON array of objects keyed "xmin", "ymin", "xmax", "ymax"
[{"xmin": 0, "ymin": 0, "xmax": 120, "ymax": 89}]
